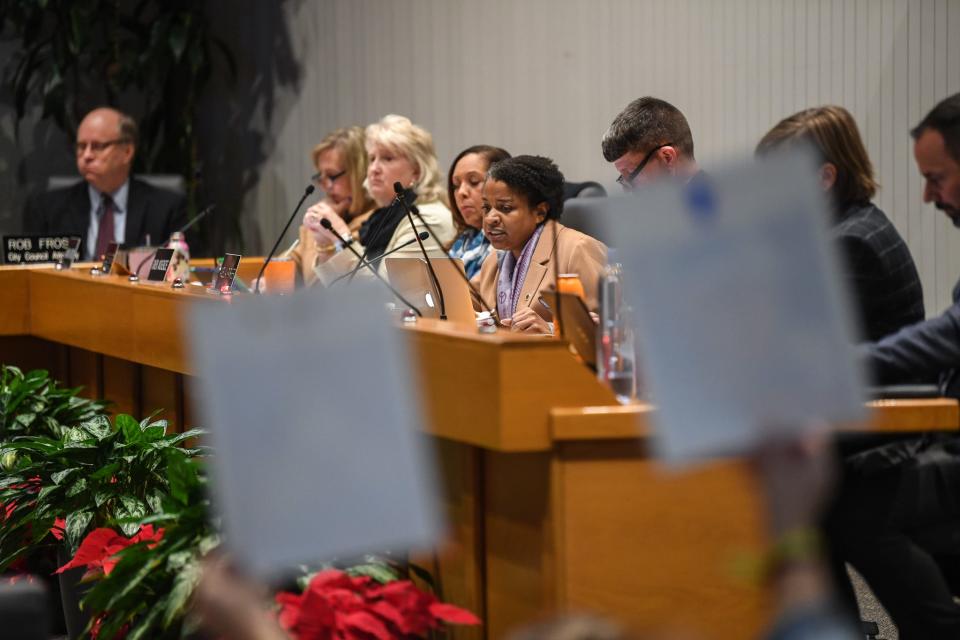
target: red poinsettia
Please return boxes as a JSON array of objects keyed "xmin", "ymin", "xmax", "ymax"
[
  {"xmin": 276, "ymin": 569, "xmax": 480, "ymax": 640},
  {"xmin": 50, "ymin": 517, "xmax": 66, "ymax": 540},
  {"xmin": 55, "ymin": 525, "xmax": 164, "ymax": 578}
]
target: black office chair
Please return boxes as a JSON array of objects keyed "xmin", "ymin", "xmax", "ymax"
[{"xmin": 560, "ymin": 181, "xmax": 618, "ymax": 246}]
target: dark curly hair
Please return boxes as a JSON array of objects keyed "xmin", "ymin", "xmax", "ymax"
[
  {"xmin": 485, "ymin": 155, "xmax": 566, "ymax": 220},
  {"xmin": 447, "ymin": 144, "xmax": 511, "ymax": 233}
]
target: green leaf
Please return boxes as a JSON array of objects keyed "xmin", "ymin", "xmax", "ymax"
[
  {"xmin": 83, "ymin": 415, "xmax": 113, "ymax": 440},
  {"xmin": 115, "ymin": 496, "xmax": 148, "ymax": 536},
  {"xmin": 66, "ymin": 477, "xmax": 87, "ymax": 498},
  {"xmin": 51, "ymin": 468, "xmax": 77, "ymax": 485},
  {"xmin": 166, "ymin": 451, "xmax": 194, "ymax": 505},
  {"xmin": 126, "ymin": 603, "xmax": 164, "ymax": 640},
  {"xmin": 66, "ymin": 510, "xmax": 93, "ymax": 551},
  {"xmin": 116, "ymin": 414, "xmax": 142, "ymax": 443},
  {"xmin": 163, "ymin": 558, "xmax": 200, "ymax": 628},
  {"xmin": 90, "ymin": 462, "xmax": 121, "ymax": 481},
  {"xmin": 347, "ymin": 562, "xmax": 401, "ymax": 584},
  {"xmin": 142, "ymin": 424, "xmax": 165, "ymax": 442}
]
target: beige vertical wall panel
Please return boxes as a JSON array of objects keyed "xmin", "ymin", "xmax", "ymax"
[{"xmin": 250, "ymin": 0, "xmax": 960, "ymax": 314}]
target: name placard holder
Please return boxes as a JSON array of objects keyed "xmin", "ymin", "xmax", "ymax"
[
  {"xmin": 98, "ymin": 242, "xmax": 120, "ymax": 275},
  {"xmin": 147, "ymin": 248, "xmax": 176, "ymax": 282},
  {"xmin": 3, "ymin": 235, "xmax": 82, "ymax": 265},
  {"xmin": 212, "ymin": 253, "xmax": 242, "ymax": 294},
  {"xmin": 55, "ymin": 238, "xmax": 82, "ymax": 270}
]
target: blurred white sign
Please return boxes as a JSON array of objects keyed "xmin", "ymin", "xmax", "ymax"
[
  {"xmin": 605, "ymin": 151, "xmax": 866, "ymax": 462},
  {"xmin": 188, "ymin": 285, "xmax": 440, "ymax": 577}
]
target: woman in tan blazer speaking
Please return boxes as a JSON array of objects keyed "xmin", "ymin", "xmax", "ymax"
[{"xmin": 472, "ymin": 155, "xmax": 607, "ymax": 334}]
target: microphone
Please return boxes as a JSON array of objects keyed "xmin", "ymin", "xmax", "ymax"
[
  {"xmin": 328, "ymin": 231, "xmax": 429, "ymax": 286},
  {"xmin": 319, "ymin": 218, "xmax": 422, "ymax": 316},
  {"xmin": 256, "ymin": 184, "xmax": 315, "ymax": 294},
  {"xmin": 174, "ymin": 204, "xmax": 216, "ymax": 235},
  {"xmin": 401, "ymin": 196, "xmax": 500, "ymax": 325},
  {"xmin": 393, "ymin": 182, "xmax": 446, "ymax": 320}
]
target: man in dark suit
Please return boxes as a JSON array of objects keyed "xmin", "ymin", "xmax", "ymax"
[
  {"xmin": 22, "ymin": 107, "xmax": 187, "ymax": 261},
  {"xmin": 829, "ymin": 93, "xmax": 960, "ymax": 638}
]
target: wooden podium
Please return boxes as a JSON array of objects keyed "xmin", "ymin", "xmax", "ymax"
[{"xmin": 2, "ymin": 265, "xmax": 958, "ymax": 639}]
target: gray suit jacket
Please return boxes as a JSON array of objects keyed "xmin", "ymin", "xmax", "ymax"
[{"xmin": 864, "ymin": 277, "xmax": 960, "ymax": 398}]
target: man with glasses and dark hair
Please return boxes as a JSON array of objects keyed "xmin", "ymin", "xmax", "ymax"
[
  {"xmin": 601, "ymin": 96, "xmax": 700, "ymax": 189},
  {"xmin": 23, "ymin": 107, "xmax": 187, "ymax": 260}
]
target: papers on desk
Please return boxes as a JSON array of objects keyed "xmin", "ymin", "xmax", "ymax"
[
  {"xmin": 187, "ymin": 284, "xmax": 440, "ymax": 578},
  {"xmin": 604, "ymin": 151, "xmax": 866, "ymax": 462}
]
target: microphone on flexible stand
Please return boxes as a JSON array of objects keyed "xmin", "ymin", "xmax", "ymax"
[
  {"xmin": 328, "ymin": 231, "xmax": 429, "ymax": 286},
  {"xmin": 393, "ymin": 182, "xmax": 446, "ymax": 320},
  {"xmin": 401, "ymin": 196, "xmax": 500, "ymax": 325},
  {"xmin": 255, "ymin": 185, "xmax": 315, "ymax": 294},
  {"xmin": 319, "ymin": 218, "xmax": 422, "ymax": 316},
  {"xmin": 174, "ymin": 204, "xmax": 216, "ymax": 235}
]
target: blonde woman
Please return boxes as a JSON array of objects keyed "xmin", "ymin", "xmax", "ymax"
[
  {"xmin": 313, "ymin": 114, "xmax": 454, "ymax": 282},
  {"xmin": 293, "ymin": 127, "xmax": 377, "ymax": 286}
]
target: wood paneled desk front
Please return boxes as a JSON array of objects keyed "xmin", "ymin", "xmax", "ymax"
[{"xmin": 1, "ymin": 265, "xmax": 957, "ymax": 639}]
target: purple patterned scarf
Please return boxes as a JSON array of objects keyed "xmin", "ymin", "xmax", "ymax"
[{"xmin": 496, "ymin": 223, "xmax": 545, "ymax": 321}]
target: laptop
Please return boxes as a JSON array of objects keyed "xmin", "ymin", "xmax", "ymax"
[{"xmin": 384, "ymin": 256, "xmax": 476, "ymax": 324}]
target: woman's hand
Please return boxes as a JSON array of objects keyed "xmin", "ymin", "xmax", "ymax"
[
  {"xmin": 303, "ymin": 201, "xmax": 350, "ymax": 247},
  {"xmin": 509, "ymin": 307, "xmax": 553, "ymax": 334}
]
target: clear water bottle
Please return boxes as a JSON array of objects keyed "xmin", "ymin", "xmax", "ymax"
[{"xmin": 597, "ymin": 259, "xmax": 638, "ymax": 403}]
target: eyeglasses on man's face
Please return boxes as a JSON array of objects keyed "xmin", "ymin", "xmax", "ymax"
[
  {"xmin": 75, "ymin": 139, "xmax": 130, "ymax": 155},
  {"xmin": 312, "ymin": 169, "xmax": 347, "ymax": 189},
  {"xmin": 616, "ymin": 142, "xmax": 673, "ymax": 190}
]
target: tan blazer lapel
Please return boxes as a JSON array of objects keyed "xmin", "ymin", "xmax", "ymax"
[{"xmin": 517, "ymin": 222, "xmax": 558, "ymax": 310}]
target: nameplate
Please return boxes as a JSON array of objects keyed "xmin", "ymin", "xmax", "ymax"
[
  {"xmin": 101, "ymin": 242, "xmax": 120, "ymax": 274},
  {"xmin": 147, "ymin": 248, "xmax": 175, "ymax": 282},
  {"xmin": 213, "ymin": 253, "xmax": 242, "ymax": 293},
  {"xmin": 3, "ymin": 235, "xmax": 82, "ymax": 265}
]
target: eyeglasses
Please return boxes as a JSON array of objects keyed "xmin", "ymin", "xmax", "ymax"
[
  {"xmin": 616, "ymin": 142, "xmax": 674, "ymax": 190},
  {"xmin": 311, "ymin": 169, "xmax": 347, "ymax": 188},
  {"xmin": 75, "ymin": 139, "xmax": 130, "ymax": 155}
]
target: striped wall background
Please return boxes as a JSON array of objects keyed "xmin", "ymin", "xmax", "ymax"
[
  {"xmin": 245, "ymin": 0, "xmax": 960, "ymax": 314},
  {"xmin": 3, "ymin": 0, "xmax": 958, "ymax": 313}
]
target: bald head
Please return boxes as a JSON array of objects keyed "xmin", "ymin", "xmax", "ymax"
[{"xmin": 76, "ymin": 107, "xmax": 137, "ymax": 194}]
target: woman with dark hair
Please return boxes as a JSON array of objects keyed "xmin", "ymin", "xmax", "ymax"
[
  {"xmin": 472, "ymin": 155, "xmax": 607, "ymax": 334},
  {"xmin": 757, "ymin": 106, "xmax": 924, "ymax": 342},
  {"xmin": 447, "ymin": 145, "xmax": 511, "ymax": 278}
]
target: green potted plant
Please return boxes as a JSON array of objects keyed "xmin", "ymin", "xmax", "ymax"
[{"xmin": 0, "ymin": 413, "xmax": 204, "ymax": 637}]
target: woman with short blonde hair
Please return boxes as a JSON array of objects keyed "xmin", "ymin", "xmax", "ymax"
[
  {"xmin": 311, "ymin": 114, "xmax": 455, "ymax": 283},
  {"xmin": 363, "ymin": 114, "xmax": 447, "ymax": 206}
]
